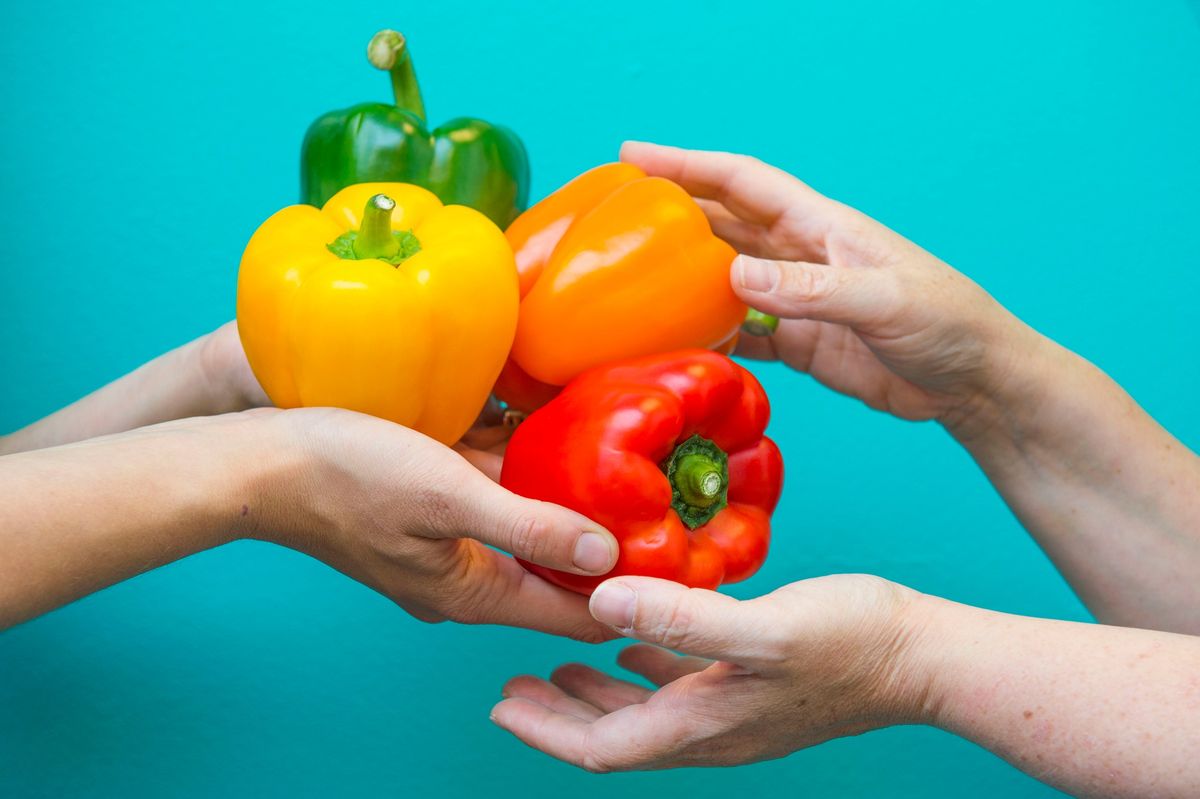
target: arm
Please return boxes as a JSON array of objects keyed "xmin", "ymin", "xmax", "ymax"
[
  {"xmin": 492, "ymin": 575, "xmax": 1200, "ymax": 798},
  {"xmin": 620, "ymin": 141, "xmax": 1200, "ymax": 633},
  {"xmin": 957, "ymin": 339, "xmax": 1200, "ymax": 630},
  {"xmin": 0, "ymin": 321, "xmax": 268, "ymax": 456},
  {"xmin": 0, "ymin": 407, "xmax": 618, "ymax": 638}
]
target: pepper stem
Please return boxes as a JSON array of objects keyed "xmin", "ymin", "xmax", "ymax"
[
  {"xmin": 367, "ymin": 29, "xmax": 427, "ymax": 122},
  {"xmin": 662, "ymin": 435, "xmax": 730, "ymax": 530},
  {"xmin": 742, "ymin": 308, "xmax": 780, "ymax": 336},
  {"xmin": 352, "ymin": 194, "xmax": 401, "ymax": 260},
  {"xmin": 674, "ymin": 454, "xmax": 725, "ymax": 508}
]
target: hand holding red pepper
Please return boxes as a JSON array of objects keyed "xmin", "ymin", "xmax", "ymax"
[{"xmin": 500, "ymin": 350, "xmax": 783, "ymax": 594}]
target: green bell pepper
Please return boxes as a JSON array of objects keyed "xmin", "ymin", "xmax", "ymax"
[{"xmin": 300, "ymin": 30, "xmax": 530, "ymax": 228}]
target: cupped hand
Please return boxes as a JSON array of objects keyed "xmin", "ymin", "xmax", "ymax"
[
  {"xmin": 491, "ymin": 574, "xmax": 931, "ymax": 771},
  {"xmin": 256, "ymin": 407, "xmax": 620, "ymax": 642},
  {"xmin": 621, "ymin": 142, "xmax": 1045, "ymax": 435}
]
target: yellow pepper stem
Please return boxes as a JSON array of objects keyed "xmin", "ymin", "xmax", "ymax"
[{"xmin": 354, "ymin": 195, "xmax": 401, "ymax": 260}]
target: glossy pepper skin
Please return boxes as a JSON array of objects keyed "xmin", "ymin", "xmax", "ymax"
[
  {"xmin": 493, "ymin": 163, "xmax": 745, "ymax": 413},
  {"xmin": 237, "ymin": 182, "xmax": 518, "ymax": 445},
  {"xmin": 300, "ymin": 30, "xmax": 529, "ymax": 229},
  {"xmin": 500, "ymin": 350, "xmax": 783, "ymax": 595}
]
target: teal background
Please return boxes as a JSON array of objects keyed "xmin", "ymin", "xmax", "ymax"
[{"xmin": 2, "ymin": 1, "xmax": 1199, "ymax": 796}]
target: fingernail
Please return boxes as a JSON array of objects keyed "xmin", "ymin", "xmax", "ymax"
[
  {"xmin": 736, "ymin": 256, "xmax": 779, "ymax": 293},
  {"xmin": 590, "ymin": 582, "xmax": 636, "ymax": 630},
  {"xmin": 572, "ymin": 531, "xmax": 614, "ymax": 574}
]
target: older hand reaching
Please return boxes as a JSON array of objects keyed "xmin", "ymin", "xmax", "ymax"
[{"xmin": 492, "ymin": 575, "xmax": 1200, "ymax": 797}]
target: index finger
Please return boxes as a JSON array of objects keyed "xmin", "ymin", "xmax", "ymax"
[{"xmin": 619, "ymin": 141, "xmax": 849, "ymax": 230}]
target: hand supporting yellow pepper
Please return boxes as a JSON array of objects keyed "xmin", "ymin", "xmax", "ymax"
[{"xmin": 237, "ymin": 183, "xmax": 518, "ymax": 444}]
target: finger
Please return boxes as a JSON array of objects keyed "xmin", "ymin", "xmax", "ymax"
[
  {"xmin": 620, "ymin": 141, "xmax": 849, "ymax": 231},
  {"xmin": 732, "ymin": 255, "xmax": 901, "ymax": 329},
  {"xmin": 491, "ymin": 697, "xmax": 596, "ymax": 767},
  {"xmin": 501, "ymin": 674, "xmax": 603, "ymax": 721},
  {"xmin": 450, "ymin": 545, "xmax": 617, "ymax": 642},
  {"xmin": 453, "ymin": 444, "xmax": 503, "ymax": 482},
  {"xmin": 492, "ymin": 697, "xmax": 691, "ymax": 773},
  {"xmin": 731, "ymin": 327, "xmax": 781, "ymax": 361},
  {"xmin": 695, "ymin": 199, "xmax": 771, "ymax": 257},
  {"xmin": 588, "ymin": 576, "xmax": 772, "ymax": 664},
  {"xmin": 617, "ymin": 644, "xmax": 711, "ymax": 687},
  {"xmin": 443, "ymin": 472, "xmax": 618, "ymax": 576},
  {"xmin": 458, "ymin": 424, "xmax": 512, "ymax": 452},
  {"xmin": 550, "ymin": 662, "xmax": 652, "ymax": 713}
]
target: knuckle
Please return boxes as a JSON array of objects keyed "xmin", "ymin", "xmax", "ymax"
[
  {"xmin": 579, "ymin": 753, "xmax": 613, "ymax": 775},
  {"xmin": 651, "ymin": 596, "xmax": 697, "ymax": 651},
  {"xmin": 507, "ymin": 512, "xmax": 553, "ymax": 562},
  {"xmin": 781, "ymin": 263, "xmax": 834, "ymax": 304},
  {"xmin": 567, "ymin": 621, "xmax": 613, "ymax": 645},
  {"xmin": 734, "ymin": 153, "xmax": 765, "ymax": 171}
]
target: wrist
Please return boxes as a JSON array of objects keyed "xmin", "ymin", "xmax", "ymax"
[
  {"xmin": 888, "ymin": 591, "xmax": 998, "ymax": 730},
  {"xmin": 210, "ymin": 409, "xmax": 315, "ymax": 545},
  {"xmin": 195, "ymin": 322, "xmax": 270, "ymax": 415},
  {"xmin": 938, "ymin": 310, "xmax": 1062, "ymax": 448}
]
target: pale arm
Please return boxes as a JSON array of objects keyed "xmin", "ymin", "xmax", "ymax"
[
  {"xmin": 919, "ymin": 594, "xmax": 1200, "ymax": 798},
  {"xmin": 0, "ymin": 321, "xmax": 267, "ymax": 456},
  {"xmin": 0, "ymin": 413, "xmax": 275, "ymax": 627},
  {"xmin": 954, "ymin": 338, "xmax": 1200, "ymax": 632}
]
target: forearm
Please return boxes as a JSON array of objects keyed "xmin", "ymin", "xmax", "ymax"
[
  {"xmin": 0, "ymin": 412, "xmax": 291, "ymax": 628},
  {"xmin": 951, "ymin": 335, "xmax": 1200, "ymax": 632},
  {"xmin": 0, "ymin": 323, "xmax": 265, "ymax": 456},
  {"xmin": 913, "ymin": 595, "xmax": 1200, "ymax": 798}
]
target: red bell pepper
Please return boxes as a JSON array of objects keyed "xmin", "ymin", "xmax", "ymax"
[{"xmin": 500, "ymin": 350, "xmax": 784, "ymax": 594}]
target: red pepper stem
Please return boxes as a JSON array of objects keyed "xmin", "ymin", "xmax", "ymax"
[
  {"xmin": 353, "ymin": 194, "xmax": 400, "ymax": 260},
  {"xmin": 674, "ymin": 454, "xmax": 724, "ymax": 508},
  {"xmin": 367, "ymin": 29, "xmax": 427, "ymax": 123},
  {"xmin": 742, "ymin": 308, "xmax": 780, "ymax": 336},
  {"xmin": 663, "ymin": 434, "xmax": 730, "ymax": 530}
]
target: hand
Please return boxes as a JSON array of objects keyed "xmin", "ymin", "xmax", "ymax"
[
  {"xmin": 620, "ymin": 142, "xmax": 1046, "ymax": 436},
  {"xmin": 198, "ymin": 321, "xmax": 272, "ymax": 413},
  {"xmin": 257, "ymin": 407, "xmax": 620, "ymax": 641},
  {"xmin": 491, "ymin": 574, "xmax": 929, "ymax": 770}
]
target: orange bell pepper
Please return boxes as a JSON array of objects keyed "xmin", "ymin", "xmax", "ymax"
[
  {"xmin": 494, "ymin": 163, "xmax": 745, "ymax": 412},
  {"xmin": 237, "ymin": 182, "xmax": 518, "ymax": 445}
]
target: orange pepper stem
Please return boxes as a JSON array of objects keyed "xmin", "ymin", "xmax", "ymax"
[
  {"xmin": 367, "ymin": 29, "xmax": 427, "ymax": 123},
  {"xmin": 353, "ymin": 194, "xmax": 401, "ymax": 260},
  {"xmin": 742, "ymin": 308, "xmax": 780, "ymax": 336},
  {"xmin": 663, "ymin": 434, "xmax": 730, "ymax": 529}
]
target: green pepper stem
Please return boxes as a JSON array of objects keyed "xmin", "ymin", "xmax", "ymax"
[
  {"xmin": 353, "ymin": 194, "xmax": 401, "ymax": 260},
  {"xmin": 742, "ymin": 308, "xmax": 780, "ymax": 336},
  {"xmin": 673, "ymin": 454, "xmax": 725, "ymax": 508},
  {"xmin": 367, "ymin": 29, "xmax": 427, "ymax": 122}
]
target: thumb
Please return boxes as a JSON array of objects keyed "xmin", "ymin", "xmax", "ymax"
[
  {"xmin": 455, "ymin": 482, "xmax": 618, "ymax": 577},
  {"xmin": 589, "ymin": 576, "xmax": 762, "ymax": 662},
  {"xmin": 732, "ymin": 254, "xmax": 899, "ymax": 328}
]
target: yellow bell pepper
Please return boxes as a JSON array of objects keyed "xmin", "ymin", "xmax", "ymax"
[{"xmin": 236, "ymin": 182, "xmax": 518, "ymax": 444}]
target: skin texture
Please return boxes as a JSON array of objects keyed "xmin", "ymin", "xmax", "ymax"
[
  {"xmin": 0, "ymin": 324, "xmax": 618, "ymax": 637},
  {"xmin": 491, "ymin": 143, "xmax": 1200, "ymax": 796}
]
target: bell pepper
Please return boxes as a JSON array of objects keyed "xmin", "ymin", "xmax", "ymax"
[
  {"xmin": 500, "ymin": 349, "xmax": 783, "ymax": 595},
  {"xmin": 236, "ymin": 182, "xmax": 518, "ymax": 445},
  {"xmin": 493, "ymin": 163, "xmax": 746, "ymax": 414},
  {"xmin": 300, "ymin": 29, "xmax": 530, "ymax": 229}
]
